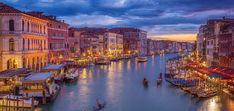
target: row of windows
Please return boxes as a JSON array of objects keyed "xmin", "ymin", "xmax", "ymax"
[
  {"xmin": 22, "ymin": 20, "xmax": 46, "ymax": 34},
  {"xmin": 8, "ymin": 38, "xmax": 47, "ymax": 51},
  {"xmin": 52, "ymin": 33, "xmax": 65, "ymax": 37},
  {"xmin": 22, "ymin": 39, "xmax": 47, "ymax": 50},
  {"xmin": 49, "ymin": 43, "xmax": 65, "ymax": 50},
  {"xmin": 207, "ymin": 40, "xmax": 214, "ymax": 45},
  {"xmin": 8, "ymin": 19, "xmax": 46, "ymax": 34}
]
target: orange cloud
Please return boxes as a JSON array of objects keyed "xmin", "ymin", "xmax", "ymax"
[{"xmin": 151, "ymin": 33, "xmax": 196, "ymax": 42}]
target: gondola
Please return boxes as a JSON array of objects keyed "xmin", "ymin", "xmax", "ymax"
[
  {"xmin": 143, "ymin": 78, "xmax": 149, "ymax": 86},
  {"xmin": 156, "ymin": 73, "xmax": 163, "ymax": 85}
]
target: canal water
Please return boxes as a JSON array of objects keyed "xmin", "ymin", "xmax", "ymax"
[{"xmin": 37, "ymin": 54, "xmax": 234, "ymax": 111}]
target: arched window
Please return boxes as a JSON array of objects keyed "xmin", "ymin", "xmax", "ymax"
[
  {"xmin": 27, "ymin": 22, "xmax": 30, "ymax": 32},
  {"xmin": 22, "ymin": 20, "xmax": 24, "ymax": 31},
  {"xmin": 9, "ymin": 38, "xmax": 14, "ymax": 51},
  {"xmin": 22, "ymin": 58, "xmax": 26, "ymax": 68},
  {"xmin": 43, "ymin": 26, "xmax": 46, "ymax": 34},
  {"xmin": 23, "ymin": 38, "xmax": 25, "ymax": 50},
  {"xmin": 40, "ymin": 25, "xmax": 42, "ymax": 34},
  {"xmin": 7, "ymin": 58, "xmax": 17, "ymax": 69},
  {"xmin": 28, "ymin": 39, "xmax": 30, "ymax": 50},
  {"xmin": 9, "ymin": 20, "xmax": 14, "ymax": 31}
]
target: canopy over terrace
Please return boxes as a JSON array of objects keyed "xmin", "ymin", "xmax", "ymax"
[
  {"xmin": 0, "ymin": 68, "xmax": 31, "ymax": 92},
  {"xmin": 0, "ymin": 68, "xmax": 30, "ymax": 79},
  {"xmin": 209, "ymin": 66, "xmax": 234, "ymax": 78},
  {"xmin": 41, "ymin": 64, "xmax": 65, "ymax": 81},
  {"xmin": 23, "ymin": 72, "xmax": 54, "ymax": 84},
  {"xmin": 42, "ymin": 64, "xmax": 65, "ymax": 71},
  {"xmin": 185, "ymin": 60, "xmax": 232, "ymax": 79}
]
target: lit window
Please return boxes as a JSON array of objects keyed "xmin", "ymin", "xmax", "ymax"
[{"xmin": 9, "ymin": 38, "xmax": 14, "ymax": 51}]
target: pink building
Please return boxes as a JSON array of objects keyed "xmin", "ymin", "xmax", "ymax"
[
  {"xmin": 27, "ymin": 12, "xmax": 69, "ymax": 64},
  {"xmin": 68, "ymin": 28, "xmax": 81, "ymax": 57}
]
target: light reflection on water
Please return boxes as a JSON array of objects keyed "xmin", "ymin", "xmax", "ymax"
[{"xmin": 32, "ymin": 54, "xmax": 234, "ymax": 111}]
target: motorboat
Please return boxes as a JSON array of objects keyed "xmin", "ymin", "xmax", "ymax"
[
  {"xmin": 95, "ymin": 57, "xmax": 111, "ymax": 65},
  {"xmin": 64, "ymin": 73, "xmax": 78, "ymax": 83},
  {"xmin": 136, "ymin": 56, "xmax": 147, "ymax": 62}
]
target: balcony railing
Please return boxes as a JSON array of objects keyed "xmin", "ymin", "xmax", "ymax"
[
  {"xmin": 1, "ymin": 49, "xmax": 49, "ymax": 54},
  {"xmin": 0, "ymin": 30, "xmax": 47, "ymax": 36}
]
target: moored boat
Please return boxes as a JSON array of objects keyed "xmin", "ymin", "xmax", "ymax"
[
  {"xmin": 136, "ymin": 56, "xmax": 147, "ymax": 62},
  {"xmin": 95, "ymin": 57, "xmax": 111, "ymax": 65},
  {"xmin": 197, "ymin": 90, "xmax": 218, "ymax": 98},
  {"xmin": 0, "ymin": 95, "xmax": 39, "ymax": 108},
  {"xmin": 64, "ymin": 69, "xmax": 79, "ymax": 83}
]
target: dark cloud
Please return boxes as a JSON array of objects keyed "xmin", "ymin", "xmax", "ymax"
[{"xmin": 2, "ymin": 0, "xmax": 234, "ymax": 37}]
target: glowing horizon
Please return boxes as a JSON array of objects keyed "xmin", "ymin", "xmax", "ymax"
[{"xmin": 150, "ymin": 33, "xmax": 196, "ymax": 42}]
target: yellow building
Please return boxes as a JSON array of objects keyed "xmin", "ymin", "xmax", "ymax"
[{"xmin": 0, "ymin": 3, "xmax": 48, "ymax": 71}]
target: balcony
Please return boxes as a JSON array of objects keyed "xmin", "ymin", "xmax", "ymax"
[
  {"xmin": 1, "ymin": 49, "xmax": 49, "ymax": 55},
  {"xmin": 0, "ymin": 30, "xmax": 47, "ymax": 36}
]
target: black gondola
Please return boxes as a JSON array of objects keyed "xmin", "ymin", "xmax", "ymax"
[{"xmin": 143, "ymin": 78, "xmax": 149, "ymax": 86}]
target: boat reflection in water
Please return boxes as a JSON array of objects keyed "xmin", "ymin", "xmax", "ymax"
[{"xmin": 34, "ymin": 54, "xmax": 234, "ymax": 111}]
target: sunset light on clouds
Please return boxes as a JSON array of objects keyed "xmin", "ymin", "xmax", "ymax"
[{"xmin": 2, "ymin": 0, "xmax": 234, "ymax": 41}]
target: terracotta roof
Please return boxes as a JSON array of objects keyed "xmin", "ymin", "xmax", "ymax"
[
  {"xmin": 26, "ymin": 11, "xmax": 68, "ymax": 25},
  {"xmin": 0, "ymin": 2, "xmax": 22, "ymax": 13}
]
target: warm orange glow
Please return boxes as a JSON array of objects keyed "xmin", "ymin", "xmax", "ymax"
[{"xmin": 152, "ymin": 33, "xmax": 196, "ymax": 42}]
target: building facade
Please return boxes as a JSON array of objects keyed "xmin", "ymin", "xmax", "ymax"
[
  {"xmin": 205, "ymin": 18, "xmax": 234, "ymax": 66},
  {"xmin": 104, "ymin": 32, "xmax": 117, "ymax": 56},
  {"xmin": 0, "ymin": 3, "xmax": 48, "ymax": 71},
  {"xmin": 68, "ymin": 28, "xmax": 81, "ymax": 57},
  {"xmin": 109, "ymin": 28, "xmax": 147, "ymax": 55},
  {"xmin": 80, "ymin": 32, "xmax": 99, "ymax": 56},
  {"xmin": 197, "ymin": 25, "xmax": 208, "ymax": 60},
  {"xmin": 116, "ymin": 33, "xmax": 124, "ymax": 55},
  {"xmin": 218, "ymin": 23, "xmax": 234, "ymax": 68},
  {"xmin": 27, "ymin": 12, "xmax": 69, "ymax": 64}
]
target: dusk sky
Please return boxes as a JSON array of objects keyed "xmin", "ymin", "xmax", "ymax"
[{"xmin": 3, "ymin": 0, "xmax": 234, "ymax": 41}]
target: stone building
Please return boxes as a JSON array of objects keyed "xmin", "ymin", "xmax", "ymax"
[{"xmin": 0, "ymin": 3, "xmax": 48, "ymax": 71}]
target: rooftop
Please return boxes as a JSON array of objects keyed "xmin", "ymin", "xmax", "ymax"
[{"xmin": 0, "ymin": 2, "xmax": 22, "ymax": 13}]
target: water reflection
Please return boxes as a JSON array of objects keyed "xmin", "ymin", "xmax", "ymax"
[
  {"xmin": 197, "ymin": 96, "xmax": 222, "ymax": 111},
  {"xmin": 39, "ymin": 54, "xmax": 234, "ymax": 111}
]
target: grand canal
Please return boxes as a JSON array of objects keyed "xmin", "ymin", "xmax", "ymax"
[{"xmin": 38, "ymin": 54, "xmax": 234, "ymax": 111}]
